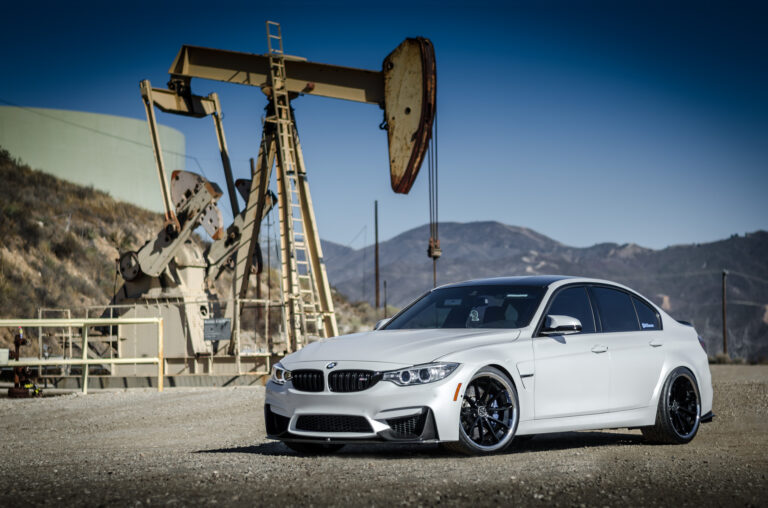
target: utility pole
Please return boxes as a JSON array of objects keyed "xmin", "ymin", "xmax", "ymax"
[
  {"xmin": 375, "ymin": 201, "xmax": 380, "ymax": 311},
  {"xmin": 383, "ymin": 280, "xmax": 388, "ymax": 318},
  {"xmin": 722, "ymin": 270, "xmax": 728, "ymax": 357}
]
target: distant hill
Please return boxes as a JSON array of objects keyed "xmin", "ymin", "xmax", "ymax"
[{"xmin": 322, "ymin": 222, "xmax": 768, "ymax": 362}]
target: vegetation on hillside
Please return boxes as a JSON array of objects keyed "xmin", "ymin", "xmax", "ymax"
[{"xmin": 0, "ymin": 147, "xmax": 378, "ymax": 349}]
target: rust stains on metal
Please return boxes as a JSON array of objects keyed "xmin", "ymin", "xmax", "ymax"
[{"xmin": 382, "ymin": 37, "xmax": 436, "ymax": 195}]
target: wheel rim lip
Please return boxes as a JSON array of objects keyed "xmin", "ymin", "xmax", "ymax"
[
  {"xmin": 667, "ymin": 372, "xmax": 701, "ymax": 439},
  {"xmin": 459, "ymin": 372, "xmax": 518, "ymax": 451}
]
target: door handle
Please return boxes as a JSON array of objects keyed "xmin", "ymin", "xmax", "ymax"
[
  {"xmin": 649, "ymin": 339, "xmax": 663, "ymax": 348},
  {"xmin": 591, "ymin": 345, "xmax": 608, "ymax": 354}
]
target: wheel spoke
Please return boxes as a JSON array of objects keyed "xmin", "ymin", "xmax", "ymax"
[
  {"xmin": 673, "ymin": 411, "xmax": 686, "ymax": 433},
  {"xmin": 476, "ymin": 416, "xmax": 484, "ymax": 442},
  {"xmin": 678, "ymin": 406, "xmax": 696, "ymax": 417},
  {"xmin": 483, "ymin": 418, "xmax": 500, "ymax": 443},
  {"xmin": 486, "ymin": 416, "xmax": 510, "ymax": 429}
]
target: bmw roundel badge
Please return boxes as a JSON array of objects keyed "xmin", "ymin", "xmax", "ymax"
[{"xmin": 326, "ymin": 362, "xmax": 337, "ymax": 369}]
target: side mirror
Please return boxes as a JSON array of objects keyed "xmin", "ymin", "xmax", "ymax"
[
  {"xmin": 541, "ymin": 315, "xmax": 582, "ymax": 335},
  {"xmin": 374, "ymin": 318, "xmax": 391, "ymax": 330}
]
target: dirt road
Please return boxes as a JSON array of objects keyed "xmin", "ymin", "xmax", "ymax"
[{"xmin": 1, "ymin": 365, "xmax": 766, "ymax": 507}]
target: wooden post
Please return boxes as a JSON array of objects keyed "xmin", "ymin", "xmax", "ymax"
[
  {"xmin": 722, "ymin": 270, "xmax": 728, "ymax": 357},
  {"xmin": 375, "ymin": 200, "xmax": 380, "ymax": 311},
  {"xmin": 383, "ymin": 280, "xmax": 388, "ymax": 318}
]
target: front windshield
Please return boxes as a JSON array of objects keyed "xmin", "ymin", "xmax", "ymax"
[{"xmin": 384, "ymin": 285, "xmax": 545, "ymax": 330}]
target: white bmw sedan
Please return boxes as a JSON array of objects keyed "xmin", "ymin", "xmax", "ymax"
[{"xmin": 265, "ymin": 276, "xmax": 713, "ymax": 455}]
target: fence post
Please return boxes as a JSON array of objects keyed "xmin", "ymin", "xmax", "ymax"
[
  {"xmin": 157, "ymin": 319, "xmax": 164, "ymax": 392},
  {"xmin": 81, "ymin": 326, "xmax": 89, "ymax": 394}
]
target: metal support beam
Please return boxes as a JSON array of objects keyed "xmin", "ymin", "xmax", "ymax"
[
  {"xmin": 140, "ymin": 80, "xmax": 178, "ymax": 230},
  {"xmin": 168, "ymin": 45, "xmax": 385, "ymax": 105}
]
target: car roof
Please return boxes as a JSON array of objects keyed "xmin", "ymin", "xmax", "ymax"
[{"xmin": 439, "ymin": 275, "xmax": 577, "ymax": 289}]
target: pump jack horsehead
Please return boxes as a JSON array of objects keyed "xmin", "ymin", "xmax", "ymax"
[{"xmin": 108, "ymin": 22, "xmax": 435, "ymax": 371}]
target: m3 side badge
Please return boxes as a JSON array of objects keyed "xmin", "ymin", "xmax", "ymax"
[{"xmin": 326, "ymin": 362, "xmax": 337, "ymax": 369}]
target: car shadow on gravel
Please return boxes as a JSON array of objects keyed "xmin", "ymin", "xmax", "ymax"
[
  {"xmin": 197, "ymin": 442, "xmax": 288, "ymax": 456},
  {"xmin": 510, "ymin": 431, "xmax": 645, "ymax": 454},
  {"xmin": 197, "ymin": 431, "xmax": 644, "ymax": 458}
]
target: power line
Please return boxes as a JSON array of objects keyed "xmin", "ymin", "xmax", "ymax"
[{"xmin": 728, "ymin": 271, "xmax": 768, "ymax": 285}]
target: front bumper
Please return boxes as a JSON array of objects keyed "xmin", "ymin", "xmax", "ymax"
[
  {"xmin": 265, "ymin": 404, "xmax": 439, "ymax": 443},
  {"xmin": 264, "ymin": 362, "xmax": 467, "ymax": 443}
]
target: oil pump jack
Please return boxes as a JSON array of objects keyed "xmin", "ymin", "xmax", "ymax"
[{"xmin": 109, "ymin": 22, "xmax": 435, "ymax": 374}]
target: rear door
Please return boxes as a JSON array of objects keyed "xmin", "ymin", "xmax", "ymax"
[
  {"xmin": 533, "ymin": 286, "xmax": 612, "ymax": 418},
  {"xmin": 589, "ymin": 286, "xmax": 666, "ymax": 411}
]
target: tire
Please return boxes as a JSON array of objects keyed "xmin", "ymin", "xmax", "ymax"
[
  {"xmin": 283, "ymin": 441, "xmax": 345, "ymax": 454},
  {"xmin": 443, "ymin": 366, "xmax": 519, "ymax": 455},
  {"xmin": 642, "ymin": 367, "xmax": 701, "ymax": 444}
]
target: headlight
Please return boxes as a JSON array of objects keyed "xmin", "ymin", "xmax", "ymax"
[
  {"xmin": 382, "ymin": 362, "xmax": 459, "ymax": 386},
  {"xmin": 270, "ymin": 362, "xmax": 292, "ymax": 385}
]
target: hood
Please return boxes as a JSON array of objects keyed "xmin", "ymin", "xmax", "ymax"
[{"xmin": 282, "ymin": 328, "xmax": 521, "ymax": 367}]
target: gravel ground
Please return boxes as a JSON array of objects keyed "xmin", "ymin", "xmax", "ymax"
[{"xmin": 0, "ymin": 365, "xmax": 766, "ymax": 507}]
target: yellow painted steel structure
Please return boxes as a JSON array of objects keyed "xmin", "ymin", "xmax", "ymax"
[{"xmin": 0, "ymin": 317, "xmax": 164, "ymax": 394}]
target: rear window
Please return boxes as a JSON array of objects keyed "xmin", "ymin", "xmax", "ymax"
[{"xmin": 590, "ymin": 287, "xmax": 640, "ymax": 333}]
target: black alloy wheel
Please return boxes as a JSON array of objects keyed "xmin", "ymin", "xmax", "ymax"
[
  {"xmin": 444, "ymin": 366, "xmax": 519, "ymax": 455},
  {"xmin": 642, "ymin": 367, "xmax": 701, "ymax": 444}
]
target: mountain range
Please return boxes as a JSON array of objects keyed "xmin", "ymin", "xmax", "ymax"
[{"xmin": 322, "ymin": 222, "xmax": 768, "ymax": 362}]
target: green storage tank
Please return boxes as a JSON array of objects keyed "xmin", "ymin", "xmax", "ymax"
[{"xmin": 0, "ymin": 105, "xmax": 185, "ymax": 212}]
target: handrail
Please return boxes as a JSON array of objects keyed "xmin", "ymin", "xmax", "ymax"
[{"xmin": 0, "ymin": 317, "xmax": 164, "ymax": 394}]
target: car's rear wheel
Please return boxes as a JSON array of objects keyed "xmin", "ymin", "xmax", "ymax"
[
  {"xmin": 283, "ymin": 441, "xmax": 345, "ymax": 454},
  {"xmin": 444, "ymin": 366, "xmax": 519, "ymax": 455},
  {"xmin": 642, "ymin": 367, "xmax": 701, "ymax": 444}
]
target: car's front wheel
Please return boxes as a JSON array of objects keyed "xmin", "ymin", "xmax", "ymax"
[
  {"xmin": 444, "ymin": 366, "xmax": 519, "ymax": 455},
  {"xmin": 642, "ymin": 367, "xmax": 701, "ymax": 444}
]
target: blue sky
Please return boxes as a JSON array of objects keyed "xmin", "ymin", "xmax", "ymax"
[{"xmin": 2, "ymin": 1, "xmax": 766, "ymax": 250}]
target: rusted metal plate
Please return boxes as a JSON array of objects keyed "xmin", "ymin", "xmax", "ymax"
[{"xmin": 382, "ymin": 38, "xmax": 436, "ymax": 194}]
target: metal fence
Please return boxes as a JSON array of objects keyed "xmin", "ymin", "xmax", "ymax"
[{"xmin": 0, "ymin": 317, "xmax": 164, "ymax": 394}]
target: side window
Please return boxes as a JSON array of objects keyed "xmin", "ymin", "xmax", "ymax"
[
  {"xmin": 633, "ymin": 296, "xmax": 661, "ymax": 331},
  {"xmin": 590, "ymin": 287, "xmax": 640, "ymax": 332},
  {"xmin": 546, "ymin": 287, "xmax": 596, "ymax": 333}
]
